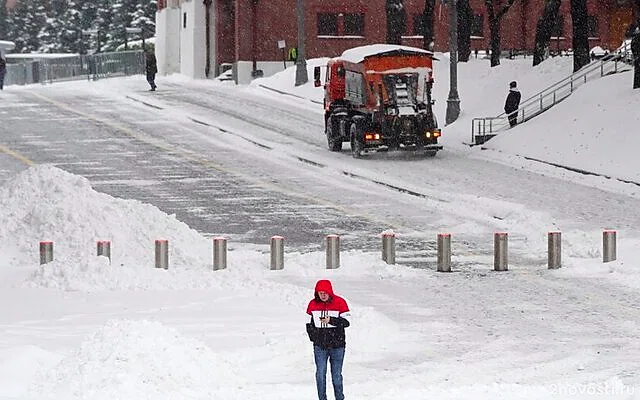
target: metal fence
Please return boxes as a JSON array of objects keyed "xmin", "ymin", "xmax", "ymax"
[
  {"xmin": 5, "ymin": 50, "xmax": 145, "ymax": 87},
  {"xmin": 470, "ymin": 47, "xmax": 634, "ymax": 145}
]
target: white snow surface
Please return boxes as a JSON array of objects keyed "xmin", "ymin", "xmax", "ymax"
[
  {"xmin": 1, "ymin": 52, "xmax": 640, "ymax": 399},
  {"xmin": 340, "ymin": 44, "xmax": 433, "ymax": 63}
]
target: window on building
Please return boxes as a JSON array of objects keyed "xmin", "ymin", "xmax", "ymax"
[
  {"xmin": 317, "ymin": 13, "xmax": 338, "ymax": 36},
  {"xmin": 412, "ymin": 14, "xmax": 425, "ymax": 36},
  {"xmin": 552, "ymin": 16, "xmax": 564, "ymax": 37},
  {"xmin": 471, "ymin": 14, "xmax": 484, "ymax": 37},
  {"xmin": 344, "ymin": 13, "xmax": 365, "ymax": 36},
  {"xmin": 587, "ymin": 15, "xmax": 598, "ymax": 38}
]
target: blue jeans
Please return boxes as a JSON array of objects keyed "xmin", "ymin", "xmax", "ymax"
[{"xmin": 314, "ymin": 345, "xmax": 345, "ymax": 400}]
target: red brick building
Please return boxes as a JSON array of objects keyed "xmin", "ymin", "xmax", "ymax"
[
  {"xmin": 207, "ymin": 0, "xmax": 635, "ymax": 65},
  {"xmin": 155, "ymin": 0, "xmax": 636, "ymax": 82}
]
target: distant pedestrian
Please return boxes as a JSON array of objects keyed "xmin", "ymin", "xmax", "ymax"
[
  {"xmin": 0, "ymin": 56, "xmax": 6, "ymax": 90},
  {"xmin": 145, "ymin": 51, "xmax": 157, "ymax": 91},
  {"xmin": 504, "ymin": 80, "xmax": 521, "ymax": 127},
  {"xmin": 306, "ymin": 279, "xmax": 351, "ymax": 400}
]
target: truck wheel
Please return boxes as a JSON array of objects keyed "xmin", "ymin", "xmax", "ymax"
[
  {"xmin": 350, "ymin": 124, "xmax": 364, "ymax": 158},
  {"xmin": 326, "ymin": 116, "xmax": 342, "ymax": 152}
]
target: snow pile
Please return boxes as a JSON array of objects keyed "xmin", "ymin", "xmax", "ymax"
[
  {"xmin": 340, "ymin": 44, "xmax": 433, "ymax": 63},
  {"xmin": 0, "ymin": 164, "xmax": 419, "ymax": 291},
  {"xmin": 29, "ymin": 319, "xmax": 242, "ymax": 400},
  {"xmin": 0, "ymin": 345, "xmax": 62, "ymax": 398},
  {"xmin": 0, "ymin": 165, "xmax": 211, "ymax": 270}
]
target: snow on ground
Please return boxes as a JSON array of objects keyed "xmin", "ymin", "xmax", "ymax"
[{"xmin": 2, "ymin": 51, "xmax": 640, "ymax": 399}]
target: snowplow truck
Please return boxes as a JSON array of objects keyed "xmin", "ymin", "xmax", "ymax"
[{"xmin": 314, "ymin": 45, "xmax": 442, "ymax": 158}]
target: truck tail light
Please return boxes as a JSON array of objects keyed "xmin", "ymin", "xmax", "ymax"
[
  {"xmin": 365, "ymin": 133, "xmax": 380, "ymax": 141},
  {"xmin": 426, "ymin": 129, "xmax": 441, "ymax": 139}
]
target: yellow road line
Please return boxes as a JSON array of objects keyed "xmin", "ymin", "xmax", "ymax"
[
  {"xmin": 0, "ymin": 143, "xmax": 34, "ymax": 166},
  {"xmin": 26, "ymin": 90, "xmax": 406, "ymax": 231}
]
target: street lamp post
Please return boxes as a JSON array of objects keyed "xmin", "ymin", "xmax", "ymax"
[
  {"xmin": 294, "ymin": 0, "xmax": 308, "ymax": 86},
  {"xmin": 445, "ymin": 0, "xmax": 460, "ymax": 125}
]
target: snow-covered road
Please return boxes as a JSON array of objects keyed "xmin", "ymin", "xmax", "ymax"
[
  {"xmin": 3, "ymin": 78, "xmax": 638, "ymax": 262},
  {"xmin": 2, "ymin": 63, "xmax": 640, "ymax": 398}
]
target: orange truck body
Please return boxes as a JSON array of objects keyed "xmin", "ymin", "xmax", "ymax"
[{"xmin": 315, "ymin": 45, "xmax": 442, "ymax": 157}]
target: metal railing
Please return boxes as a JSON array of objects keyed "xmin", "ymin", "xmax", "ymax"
[
  {"xmin": 5, "ymin": 50, "xmax": 145, "ymax": 87},
  {"xmin": 471, "ymin": 46, "xmax": 634, "ymax": 145}
]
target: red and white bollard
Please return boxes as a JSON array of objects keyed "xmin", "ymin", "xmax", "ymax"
[
  {"xmin": 97, "ymin": 240, "xmax": 111, "ymax": 263},
  {"xmin": 39, "ymin": 241, "xmax": 53, "ymax": 265},
  {"xmin": 381, "ymin": 231, "xmax": 395, "ymax": 265},
  {"xmin": 603, "ymin": 230, "xmax": 617, "ymax": 263},
  {"xmin": 270, "ymin": 235, "xmax": 284, "ymax": 270},
  {"xmin": 494, "ymin": 232, "xmax": 508, "ymax": 271},
  {"xmin": 548, "ymin": 231, "xmax": 561, "ymax": 269},
  {"xmin": 437, "ymin": 233, "xmax": 451, "ymax": 272},
  {"xmin": 326, "ymin": 234, "xmax": 340, "ymax": 269},
  {"xmin": 155, "ymin": 239, "xmax": 169, "ymax": 269},
  {"xmin": 213, "ymin": 237, "xmax": 227, "ymax": 270}
]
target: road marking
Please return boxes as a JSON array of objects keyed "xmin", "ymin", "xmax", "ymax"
[
  {"xmin": 24, "ymin": 90, "xmax": 408, "ymax": 230},
  {"xmin": 0, "ymin": 143, "xmax": 34, "ymax": 166}
]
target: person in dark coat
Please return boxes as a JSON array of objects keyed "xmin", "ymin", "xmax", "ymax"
[
  {"xmin": 145, "ymin": 51, "xmax": 157, "ymax": 91},
  {"xmin": 0, "ymin": 56, "xmax": 6, "ymax": 90},
  {"xmin": 306, "ymin": 279, "xmax": 351, "ymax": 400},
  {"xmin": 504, "ymin": 80, "xmax": 521, "ymax": 127}
]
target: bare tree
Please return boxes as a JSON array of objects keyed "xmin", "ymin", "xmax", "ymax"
[
  {"xmin": 457, "ymin": 0, "xmax": 472, "ymax": 62},
  {"xmin": 632, "ymin": 27, "xmax": 640, "ymax": 89},
  {"xmin": 422, "ymin": 0, "xmax": 435, "ymax": 50},
  {"xmin": 484, "ymin": 0, "xmax": 517, "ymax": 67},
  {"xmin": 386, "ymin": 0, "xmax": 406, "ymax": 45},
  {"xmin": 532, "ymin": 0, "xmax": 561, "ymax": 66},
  {"xmin": 0, "ymin": 0, "xmax": 7, "ymax": 39},
  {"xmin": 632, "ymin": 1, "xmax": 640, "ymax": 88},
  {"xmin": 570, "ymin": 0, "xmax": 590, "ymax": 72}
]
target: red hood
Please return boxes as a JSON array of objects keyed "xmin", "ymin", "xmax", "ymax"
[{"xmin": 314, "ymin": 279, "xmax": 334, "ymax": 296}]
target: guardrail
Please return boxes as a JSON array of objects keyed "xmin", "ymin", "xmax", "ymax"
[
  {"xmin": 5, "ymin": 50, "xmax": 145, "ymax": 87},
  {"xmin": 471, "ymin": 49, "xmax": 634, "ymax": 145}
]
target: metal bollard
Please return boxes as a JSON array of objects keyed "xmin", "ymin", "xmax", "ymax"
[
  {"xmin": 603, "ymin": 230, "xmax": 617, "ymax": 263},
  {"xmin": 39, "ymin": 241, "xmax": 53, "ymax": 265},
  {"xmin": 437, "ymin": 233, "xmax": 451, "ymax": 272},
  {"xmin": 326, "ymin": 234, "xmax": 340, "ymax": 269},
  {"xmin": 97, "ymin": 240, "xmax": 111, "ymax": 263},
  {"xmin": 213, "ymin": 237, "xmax": 227, "ymax": 270},
  {"xmin": 548, "ymin": 231, "xmax": 561, "ymax": 269},
  {"xmin": 155, "ymin": 239, "xmax": 169, "ymax": 269},
  {"xmin": 270, "ymin": 235, "xmax": 284, "ymax": 270},
  {"xmin": 381, "ymin": 232, "xmax": 395, "ymax": 265},
  {"xmin": 494, "ymin": 232, "xmax": 508, "ymax": 271}
]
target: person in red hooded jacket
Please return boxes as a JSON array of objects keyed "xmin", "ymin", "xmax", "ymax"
[{"xmin": 306, "ymin": 279, "xmax": 351, "ymax": 400}]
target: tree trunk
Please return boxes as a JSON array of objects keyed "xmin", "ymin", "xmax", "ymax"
[
  {"xmin": 571, "ymin": 0, "xmax": 590, "ymax": 72},
  {"xmin": 532, "ymin": 0, "xmax": 561, "ymax": 66},
  {"xmin": 484, "ymin": 0, "xmax": 517, "ymax": 67},
  {"xmin": 386, "ymin": 0, "xmax": 406, "ymax": 45},
  {"xmin": 489, "ymin": 18, "xmax": 501, "ymax": 66},
  {"xmin": 0, "ymin": 0, "xmax": 7, "ymax": 39},
  {"xmin": 422, "ymin": 0, "xmax": 435, "ymax": 50},
  {"xmin": 457, "ymin": 0, "xmax": 472, "ymax": 62},
  {"xmin": 632, "ymin": 30, "xmax": 640, "ymax": 89}
]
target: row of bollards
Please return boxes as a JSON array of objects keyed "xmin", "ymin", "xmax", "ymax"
[
  {"xmin": 37, "ymin": 236, "xmax": 279, "ymax": 270},
  {"xmin": 36, "ymin": 230, "xmax": 619, "ymax": 270}
]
